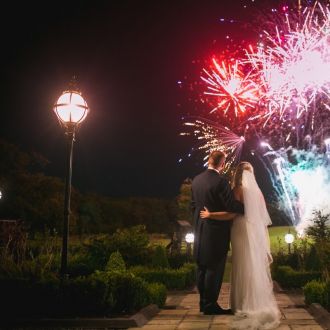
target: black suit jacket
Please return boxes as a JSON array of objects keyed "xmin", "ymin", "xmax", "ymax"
[{"xmin": 191, "ymin": 169, "xmax": 244, "ymax": 267}]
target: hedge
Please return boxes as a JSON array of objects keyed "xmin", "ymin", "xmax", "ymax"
[
  {"xmin": 130, "ymin": 263, "xmax": 196, "ymax": 290},
  {"xmin": 272, "ymin": 265, "xmax": 322, "ymax": 288},
  {"xmin": 0, "ymin": 270, "xmax": 167, "ymax": 318},
  {"xmin": 303, "ymin": 280, "xmax": 329, "ymax": 309}
]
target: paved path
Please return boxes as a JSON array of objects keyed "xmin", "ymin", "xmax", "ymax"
[{"xmin": 129, "ymin": 283, "xmax": 324, "ymax": 330}]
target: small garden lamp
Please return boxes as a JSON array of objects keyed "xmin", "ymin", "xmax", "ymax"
[
  {"xmin": 53, "ymin": 78, "xmax": 89, "ymax": 277},
  {"xmin": 185, "ymin": 232, "xmax": 194, "ymax": 257},
  {"xmin": 284, "ymin": 230, "xmax": 294, "ymax": 254}
]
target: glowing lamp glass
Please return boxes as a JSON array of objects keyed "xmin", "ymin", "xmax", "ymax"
[
  {"xmin": 54, "ymin": 91, "xmax": 89, "ymax": 125},
  {"xmin": 185, "ymin": 232, "xmax": 194, "ymax": 244},
  {"xmin": 284, "ymin": 233, "xmax": 294, "ymax": 244}
]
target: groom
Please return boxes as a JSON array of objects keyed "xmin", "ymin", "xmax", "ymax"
[{"xmin": 191, "ymin": 151, "xmax": 244, "ymax": 315}]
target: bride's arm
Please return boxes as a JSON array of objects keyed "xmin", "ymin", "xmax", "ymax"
[
  {"xmin": 200, "ymin": 207, "xmax": 236, "ymax": 220},
  {"xmin": 233, "ymin": 186, "xmax": 243, "ymax": 203}
]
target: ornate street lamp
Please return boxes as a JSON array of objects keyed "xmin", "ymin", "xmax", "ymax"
[{"xmin": 53, "ymin": 79, "xmax": 89, "ymax": 277}]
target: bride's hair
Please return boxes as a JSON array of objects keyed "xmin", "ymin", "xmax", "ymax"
[{"xmin": 232, "ymin": 161, "xmax": 254, "ymax": 188}]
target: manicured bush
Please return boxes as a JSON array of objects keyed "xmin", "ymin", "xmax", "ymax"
[
  {"xmin": 303, "ymin": 280, "xmax": 326, "ymax": 305},
  {"xmin": 168, "ymin": 252, "xmax": 193, "ymax": 269},
  {"xmin": 60, "ymin": 275, "xmax": 111, "ymax": 316},
  {"xmin": 272, "ymin": 265, "xmax": 321, "ymax": 288},
  {"xmin": 181, "ymin": 263, "xmax": 196, "ymax": 287},
  {"xmin": 130, "ymin": 263, "xmax": 196, "ymax": 290},
  {"xmin": 305, "ymin": 245, "xmax": 322, "ymax": 272},
  {"xmin": 105, "ymin": 251, "xmax": 126, "ymax": 272},
  {"xmin": 110, "ymin": 272, "xmax": 149, "ymax": 313},
  {"xmin": 0, "ymin": 269, "xmax": 167, "ymax": 318},
  {"xmin": 151, "ymin": 245, "xmax": 169, "ymax": 269},
  {"xmin": 66, "ymin": 252, "xmax": 97, "ymax": 277},
  {"xmin": 92, "ymin": 270, "xmax": 166, "ymax": 313},
  {"xmin": 147, "ymin": 282, "xmax": 167, "ymax": 308},
  {"xmin": 325, "ymin": 281, "xmax": 330, "ymax": 309},
  {"xmin": 303, "ymin": 280, "xmax": 328, "ymax": 308},
  {"xmin": 85, "ymin": 225, "xmax": 151, "ymax": 268}
]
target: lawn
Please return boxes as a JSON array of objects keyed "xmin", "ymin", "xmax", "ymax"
[
  {"xmin": 268, "ymin": 225, "xmax": 296, "ymax": 254},
  {"xmin": 150, "ymin": 226, "xmax": 296, "ymax": 253}
]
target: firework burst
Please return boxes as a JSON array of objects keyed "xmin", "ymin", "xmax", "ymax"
[
  {"xmin": 180, "ymin": 1, "xmax": 330, "ymax": 231},
  {"xmin": 247, "ymin": 2, "xmax": 330, "ymax": 122},
  {"xmin": 201, "ymin": 58, "xmax": 260, "ymax": 117},
  {"xmin": 182, "ymin": 118, "xmax": 245, "ymax": 171}
]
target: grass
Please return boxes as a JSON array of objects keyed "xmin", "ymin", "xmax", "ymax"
[
  {"xmin": 149, "ymin": 233, "xmax": 171, "ymax": 247},
  {"xmin": 149, "ymin": 226, "xmax": 297, "ymax": 253}
]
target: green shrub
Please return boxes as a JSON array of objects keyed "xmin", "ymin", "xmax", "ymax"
[
  {"xmin": 273, "ymin": 265, "xmax": 321, "ymax": 288},
  {"xmin": 303, "ymin": 279, "xmax": 330, "ymax": 309},
  {"xmin": 60, "ymin": 275, "xmax": 111, "ymax": 316},
  {"xmin": 326, "ymin": 281, "xmax": 330, "ymax": 309},
  {"xmin": 313, "ymin": 241, "xmax": 330, "ymax": 279},
  {"xmin": 93, "ymin": 271, "xmax": 151, "ymax": 313},
  {"xmin": 105, "ymin": 251, "xmax": 126, "ymax": 272},
  {"xmin": 151, "ymin": 245, "xmax": 169, "ymax": 269},
  {"xmin": 303, "ymin": 280, "xmax": 327, "ymax": 307},
  {"xmin": 110, "ymin": 225, "xmax": 151, "ymax": 266},
  {"xmin": 0, "ymin": 269, "xmax": 167, "ymax": 317},
  {"xmin": 131, "ymin": 263, "xmax": 196, "ymax": 290},
  {"xmin": 147, "ymin": 282, "xmax": 167, "ymax": 307},
  {"xmin": 181, "ymin": 263, "xmax": 196, "ymax": 287},
  {"xmin": 306, "ymin": 211, "xmax": 330, "ymax": 242},
  {"xmin": 67, "ymin": 252, "xmax": 96, "ymax": 277},
  {"xmin": 168, "ymin": 252, "xmax": 193, "ymax": 269},
  {"xmin": 305, "ymin": 245, "xmax": 322, "ymax": 272},
  {"xmin": 85, "ymin": 226, "xmax": 151, "ymax": 268}
]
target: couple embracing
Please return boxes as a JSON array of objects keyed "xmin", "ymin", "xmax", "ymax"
[{"xmin": 192, "ymin": 151, "xmax": 280, "ymax": 329}]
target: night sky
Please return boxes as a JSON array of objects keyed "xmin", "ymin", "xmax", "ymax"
[{"xmin": 0, "ymin": 1, "xmax": 278, "ymax": 198}]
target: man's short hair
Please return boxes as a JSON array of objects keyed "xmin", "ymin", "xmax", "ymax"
[{"xmin": 208, "ymin": 150, "xmax": 226, "ymax": 167}]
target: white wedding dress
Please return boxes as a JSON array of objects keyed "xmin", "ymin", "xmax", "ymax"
[{"xmin": 230, "ymin": 170, "xmax": 281, "ymax": 330}]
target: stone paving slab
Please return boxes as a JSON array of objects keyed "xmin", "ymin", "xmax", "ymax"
[{"xmin": 128, "ymin": 283, "xmax": 325, "ymax": 329}]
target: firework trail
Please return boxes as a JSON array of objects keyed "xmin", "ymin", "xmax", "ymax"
[
  {"xmin": 181, "ymin": 118, "xmax": 245, "ymax": 171},
  {"xmin": 262, "ymin": 145, "xmax": 330, "ymax": 233}
]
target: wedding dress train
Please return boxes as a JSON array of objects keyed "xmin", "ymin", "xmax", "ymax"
[{"xmin": 230, "ymin": 171, "xmax": 281, "ymax": 330}]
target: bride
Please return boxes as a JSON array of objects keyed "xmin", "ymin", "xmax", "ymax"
[{"xmin": 200, "ymin": 161, "xmax": 280, "ymax": 330}]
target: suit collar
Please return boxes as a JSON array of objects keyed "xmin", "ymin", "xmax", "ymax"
[{"xmin": 207, "ymin": 168, "xmax": 220, "ymax": 174}]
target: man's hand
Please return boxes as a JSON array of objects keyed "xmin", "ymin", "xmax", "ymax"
[{"xmin": 200, "ymin": 207, "xmax": 210, "ymax": 219}]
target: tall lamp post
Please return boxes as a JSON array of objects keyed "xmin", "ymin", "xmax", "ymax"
[{"xmin": 53, "ymin": 81, "xmax": 89, "ymax": 277}]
